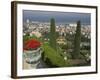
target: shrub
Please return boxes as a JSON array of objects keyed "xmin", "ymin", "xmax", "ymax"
[{"xmin": 42, "ymin": 43, "xmax": 67, "ymax": 67}]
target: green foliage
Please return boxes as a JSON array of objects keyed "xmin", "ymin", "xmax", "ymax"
[
  {"xmin": 60, "ymin": 41, "xmax": 72, "ymax": 50},
  {"xmin": 57, "ymin": 46, "xmax": 65, "ymax": 57},
  {"xmin": 81, "ymin": 35, "xmax": 90, "ymax": 42},
  {"xmin": 65, "ymin": 33, "xmax": 74, "ymax": 41},
  {"xmin": 42, "ymin": 43, "xmax": 67, "ymax": 67},
  {"xmin": 23, "ymin": 34, "xmax": 30, "ymax": 41},
  {"xmin": 50, "ymin": 18, "xmax": 57, "ymax": 50},
  {"xmin": 23, "ymin": 34, "xmax": 42, "ymax": 42},
  {"xmin": 81, "ymin": 45, "xmax": 90, "ymax": 50},
  {"xmin": 72, "ymin": 21, "xmax": 81, "ymax": 59}
]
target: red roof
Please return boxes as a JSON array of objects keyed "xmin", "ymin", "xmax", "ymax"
[{"xmin": 24, "ymin": 39, "xmax": 41, "ymax": 50}]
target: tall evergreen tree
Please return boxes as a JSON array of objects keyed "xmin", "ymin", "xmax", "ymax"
[
  {"xmin": 72, "ymin": 21, "xmax": 81, "ymax": 59},
  {"xmin": 50, "ymin": 18, "xmax": 56, "ymax": 50}
]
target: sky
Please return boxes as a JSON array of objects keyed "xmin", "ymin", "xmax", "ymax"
[{"xmin": 23, "ymin": 10, "xmax": 91, "ymax": 25}]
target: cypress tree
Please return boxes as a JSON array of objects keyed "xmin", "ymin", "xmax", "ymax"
[
  {"xmin": 72, "ymin": 21, "xmax": 81, "ymax": 59},
  {"xmin": 50, "ymin": 18, "xmax": 56, "ymax": 50}
]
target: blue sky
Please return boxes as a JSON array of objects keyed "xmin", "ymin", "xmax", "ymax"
[{"xmin": 23, "ymin": 10, "xmax": 91, "ymax": 25}]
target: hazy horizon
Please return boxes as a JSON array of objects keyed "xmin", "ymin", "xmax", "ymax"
[{"xmin": 23, "ymin": 10, "xmax": 91, "ymax": 25}]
